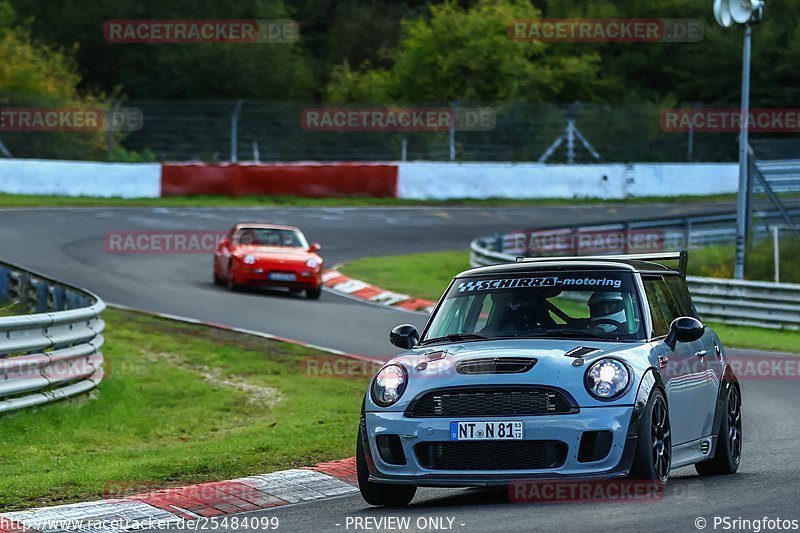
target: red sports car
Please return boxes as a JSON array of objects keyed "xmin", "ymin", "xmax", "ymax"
[{"xmin": 213, "ymin": 223, "xmax": 324, "ymax": 299}]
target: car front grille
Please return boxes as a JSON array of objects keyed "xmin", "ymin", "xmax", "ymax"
[
  {"xmin": 407, "ymin": 387, "xmax": 576, "ymax": 418},
  {"xmin": 416, "ymin": 441, "xmax": 567, "ymax": 470}
]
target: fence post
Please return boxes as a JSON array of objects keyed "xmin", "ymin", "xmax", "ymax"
[
  {"xmin": 684, "ymin": 218, "xmax": 692, "ymax": 249},
  {"xmin": 773, "ymin": 225, "xmax": 780, "ymax": 283},
  {"xmin": 107, "ymin": 98, "xmax": 115, "ymax": 160},
  {"xmin": 230, "ymin": 100, "xmax": 244, "ymax": 162}
]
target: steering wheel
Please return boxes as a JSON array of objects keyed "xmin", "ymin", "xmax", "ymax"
[{"xmin": 591, "ymin": 318, "xmax": 625, "ymax": 331}]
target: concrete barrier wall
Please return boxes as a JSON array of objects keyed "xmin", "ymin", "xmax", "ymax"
[
  {"xmin": 0, "ymin": 159, "xmax": 738, "ymax": 199},
  {"xmin": 0, "ymin": 159, "xmax": 161, "ymax": 198},
  {"xmin": 396, "ymin": 162, "xmax": 739, "ymax": 200},
  {"xmin": 161, "ymin": 162, "xmax": 398, "ymax": 197}
]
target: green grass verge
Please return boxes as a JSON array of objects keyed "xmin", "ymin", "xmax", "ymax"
[
  {"xmin": 690, "ymin": 236, "xmax": 800, "ymax": 284},
  {"xmin": 339, "ymin": 251, "xmax": 800, "ymax": 353},
  {"xmin": 0, "ymin": 308, "xmax": 372, "ymax": 511},
  {"xmin": 0, "ymin": 193, "xmax": 740, "ymax": 208},
  {"xmin": 0, "ymin": 301, "xmax": 27, "ymax": 317}
]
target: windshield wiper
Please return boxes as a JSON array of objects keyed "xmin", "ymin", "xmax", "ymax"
[{"xmin": 419, "ymin": 333, "xmax": 488, "ymax": 346}]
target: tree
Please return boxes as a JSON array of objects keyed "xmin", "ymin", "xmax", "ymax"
[
  {"xmin": 325, "ymin": 0, "xmax": 606, "ymax": 104},
  {"xmin": 0, "ymin": 1, "xmax": 115, "ymax": 159}
]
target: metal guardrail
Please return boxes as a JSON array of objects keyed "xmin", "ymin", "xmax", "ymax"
[
  {"xmin": 755, "ymin": 159, "xmax": 800, "ymax": 194},
  {"xmin": 470, "ymin": 215, "xmax": 800, "ymax": 330},
  {"xmin": 477, "ymin": 208, "xmax": 800, "ymax": 259},
  {"xmin": 0, "ymin": 261, "xmax": 105, "ymax": 413}
]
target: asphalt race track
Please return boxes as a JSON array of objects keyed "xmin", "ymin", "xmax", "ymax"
[
  {"xmin": 1, "ymin": 202, "xmax": 798, "ymax": 532},
  {"xmin": 0, "ymin": 202, "xmax": 753, "ymax": 357}
]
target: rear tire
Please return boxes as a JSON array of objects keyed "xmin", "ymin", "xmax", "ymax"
[
  {"xmin": 356, "ymin": 423, "xmax": 416, "ymax": 506},
  {"xmin": 306, "ymin": 288, "xmax": 322, "ymax": 300},
  {"xmin": 696, "ymin": 384, "xmax": 742, "ymax": 476},
  {"xmin": 630, "ymin": 388, "xmax": 671, "ymax": 483}
]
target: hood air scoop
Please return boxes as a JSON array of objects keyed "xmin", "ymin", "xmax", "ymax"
[
  {"xmin": 456, "ymin": 357, "xmax": 537, "ymax": 375},
  {"xmin": 564, "ymin": 346, "xmax": 601, "ymax": 358}
]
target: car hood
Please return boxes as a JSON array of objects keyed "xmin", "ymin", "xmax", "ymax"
[{"xmin": 370, "ymin": 338, "xmax": 654, "ymax": 410}]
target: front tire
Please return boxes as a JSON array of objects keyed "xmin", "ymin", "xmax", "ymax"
[
  {"xmin": 227, "ymin": 262, "xmax": 239, "ymax": 292},
  {"xmin": 696, "ymin": 384, "xmax": 742, "ymax": 476},
  {"xmin": 306, "ymin": 288, "xmax": 322, "ymax": 300},
  {"xmin": 356, "ymin": 423, "xmax": 416, "ymax": 506},
  {"xmin": 630, "ymin": 388, "xmax": 671, "ymax": 483}
]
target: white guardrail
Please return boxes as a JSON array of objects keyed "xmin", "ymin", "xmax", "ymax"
[
  {"xmin": 470, "ymin": 230, "xmax": 800, "ymax": 331},
  {"xmin": 0, "ymin": 261, "xmax": 105, "ymax": 413}
]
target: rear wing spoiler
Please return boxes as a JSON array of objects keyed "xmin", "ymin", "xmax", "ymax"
[{"xmin": 515, "ymin": 250, "xmax": 689, "ymax": 279}]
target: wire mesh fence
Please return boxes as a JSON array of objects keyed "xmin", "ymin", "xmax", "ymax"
[{"xmin": 3, "ymin": 99, "xmax": 800, "ymax": 163}]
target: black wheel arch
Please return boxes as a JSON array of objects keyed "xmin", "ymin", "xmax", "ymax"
[
  {"xmin": 627, "ymin": 368, "xmax": 667, "ymax": 438},
  {"xmin": 711, "ymin": 364, "xmax": 741, "ymax": 438}
]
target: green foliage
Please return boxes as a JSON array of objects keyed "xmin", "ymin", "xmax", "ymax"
[
  {"xmin": 9, "ymin": 0, "xmax": 316, "ymax": 100},
  {"xmin": 108, "ymin": 146, "xmax": 156, "ymax": 162},
  {"xmin": 0, "ymin": 1, "xmax": 127, "ymax": 159},
  {"xmin": 327, "ymin": 0, "xmax": 603, "ymax": 104}
]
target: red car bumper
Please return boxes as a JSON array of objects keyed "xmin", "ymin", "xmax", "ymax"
[{"xmin": 234, "ymin": 266, "xmax": 322, "ymax": 290}]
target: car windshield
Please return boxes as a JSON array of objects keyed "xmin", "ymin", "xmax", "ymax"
[
  {"xmin": 236, "ymin": 228, "xmax": 308, "ymax": 249},
  {"xmin": 422, "ymin": 270, "xmax": 645, "ymax": 343}
]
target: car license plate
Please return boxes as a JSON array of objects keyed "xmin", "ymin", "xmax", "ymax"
[
  {"xmin": 450, "ymin": 421, "xmax": 523, "ymax": 441},
  {"xmin": 268, "ymin": 272, "xmax": 296, "ymax": 282}
]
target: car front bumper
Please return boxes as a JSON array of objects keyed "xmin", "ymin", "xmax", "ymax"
[
  {"xmin": 237, "ymin": 267, "xmax": 321, "ymax": 289},
  {"xmin": 363, "ymin": 406, "xmax": 637, "ymax": 487}
]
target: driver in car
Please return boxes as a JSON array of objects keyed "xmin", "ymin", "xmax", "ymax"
[{"xmin": 588, "ymin": 291, "xmax": 630, "ymax": 334}]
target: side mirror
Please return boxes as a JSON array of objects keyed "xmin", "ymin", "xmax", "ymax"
[
  {"xmin": 665, "ymin": 317, "xmax": 705, "ymax": 351},
  {"xmin": 309, "ymin": 242, "xmax": 321, "ymax": 252},
  {"xmin": 390, "ymin": 324, "xmax": 420, "ymax": 349}
]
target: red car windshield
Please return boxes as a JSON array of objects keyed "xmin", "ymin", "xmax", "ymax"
[{"xmin": 236, "ymin": 228, "xmax": 308, "ymax": 249}]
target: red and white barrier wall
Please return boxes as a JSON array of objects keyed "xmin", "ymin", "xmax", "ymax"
[{"xmin": 0, "ymin": 159, "xmax": 739, "ymax": 199}]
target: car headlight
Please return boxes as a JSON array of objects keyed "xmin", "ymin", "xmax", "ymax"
[
  {"xmin": 371, "ymin": 364, "xmax": 408, "ymax": 407},
  {"xmin": 243, "ymin": 255, "xmax": 256, "ymax": 265},
  {"xmin": 306, "ymin": 258, "xmax": 319, "ymax": 268},
  {"xmin": 586, "ymin": 359, "xmax": 630, "ymax": 399}
]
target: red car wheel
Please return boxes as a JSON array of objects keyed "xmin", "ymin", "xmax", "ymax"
[{"xmin": 227, "ymin": 261, "xmax": 240, "ymax": 291}]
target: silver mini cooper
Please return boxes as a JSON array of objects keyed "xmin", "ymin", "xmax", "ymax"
[{"xmin": 357, "ymin": 252, "xmax": 742, "ymax": 506}]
